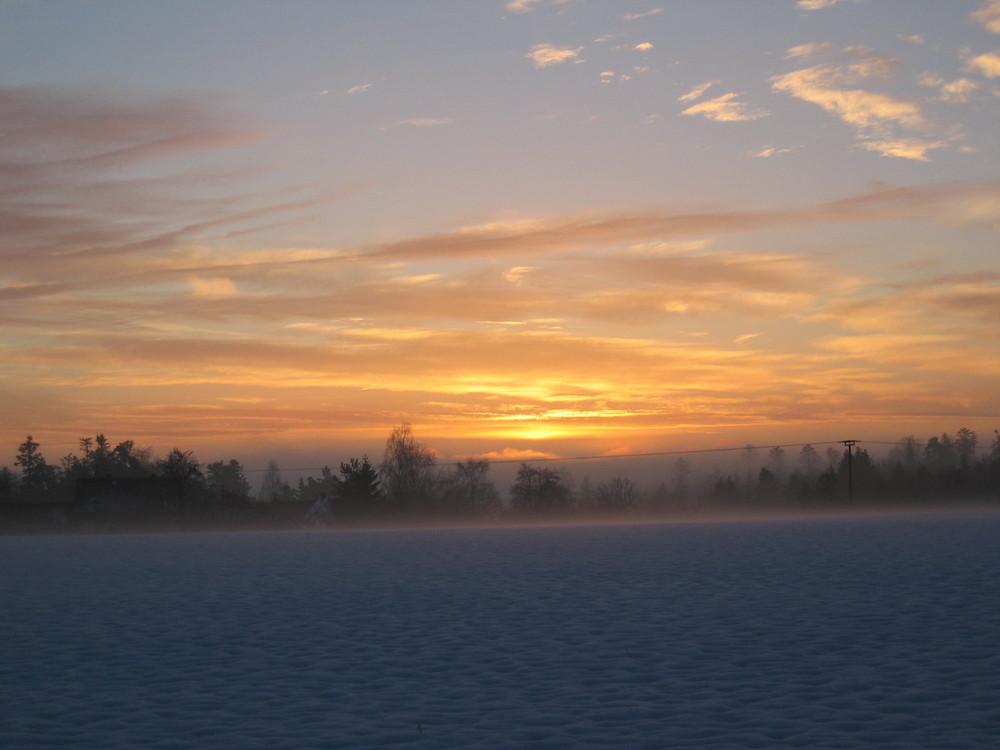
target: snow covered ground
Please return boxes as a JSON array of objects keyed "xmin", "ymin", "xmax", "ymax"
[{"xmin": 2, "ymin": 511, "xmax": 999, "ymax": 749}]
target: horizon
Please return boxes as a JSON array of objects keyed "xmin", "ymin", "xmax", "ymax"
[
  {"xmin": 3, "ymin": 1, "xmax": 999, "ymax": 469},
  {"xmin": 4, "ymin": 427, "xmax": 990, "ymax": 496}
]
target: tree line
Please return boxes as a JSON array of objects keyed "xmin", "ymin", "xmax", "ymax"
[{"xmin": 2, "ymin": 424, "xmax": 999, "ymax": 532}]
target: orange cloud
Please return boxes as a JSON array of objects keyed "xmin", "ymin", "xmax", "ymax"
[
  {"xmin": 682, "ymin": 93, "xmax": 768, "ymax": 122},
  {"xmin": 526, "ymin": 44, "xmax": 583, "ymax": 68},
  {"xmin": 972, "ymin": 0, "xmax": 1000, "ymax": 33},
  {"xmin": 771, "ymin": 45, "xmax": 947, "ymax": 159},
  {"xmin": 4, "ymin": 91, "xmax": 999, "ymax": 460}
]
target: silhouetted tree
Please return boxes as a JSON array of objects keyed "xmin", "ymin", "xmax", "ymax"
[
  {"xmin": 0, "ymin": 467, "xmax": 13, "ymax": 504},
  {"xmin": 987, "ymin": 430, "xmax": 1000, "ymax": 495},
  {"xmin": 785, "ymin": 470, "xmax": 814, "ymax": 504},
  {"xmin": 112, "ymin": 440, "xmax": 154, "ymax": 476},
  {"xmin": 510, "ymin": 463, "xmax": 571, "ymax": 514},
  {"xmin": 798, "ymin": 444, "xmax": 821, "ymax": 476},
  {"xmin": 924, "ymin": 434, "xmax": 956, "ymax": 471},
  {"xmin": 767, "ymin": 446, "xmax": 786, "ymax": 476},
  {"xmin": 206, "ymin": 459, "xmax": 252, "ymax": 513},
  {"xmin": 297, "ymin": 466, "xmax": 338, "ymax": 506},
  {"xmin": 258, "ymin": 459, "xmax": 292, "ymax": 503},
  {"xmin": 62, "ymin": 435, "xmax": 155, "ymax": 483},
  {"xmin": 709, "ymin": 474, "xmax": 740, "ymax": 504},
  {"xmin": 837, "ymin": 447, "xmax": 881, "ymax": 501},
  {"xmin": 815, "ymin": 465, "xmax": 839, "ymax": 500},
  {"xmin": 595, "ymin": 472, "xmax": 637, "ymax": 511},
  {"xmin": 380, "ymin": 423, "xmax": 436, "ymax": 514},
  {"xmin": 672, "ymin": 457, "xmax": 691, "ymax": 502},
  {"xmin": 825, "ymin": 446, "xmax": 840, "ymax": 467},
  {"xmin": 14, "ymin": 435, "xmax": 57, "ymax": 501},
  {"xmin": 334, "ymin": 456, "xmax": 383, "ymax": 518},
  {"xmin": 755, "ymin": 466, "xmax": 779, "ymax": 502},
  {"xmin": 955, "ymin": 427, "xmax": 977, "ymax": 470},
  {"xmin": 158, "ymin": 448, "xmax": 205, "ymax": 512},
  {"xmin": 439, "ymin": 459, "xmax": 500, "ymax": 517}
]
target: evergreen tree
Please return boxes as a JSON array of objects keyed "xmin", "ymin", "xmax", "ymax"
[
  {"xmin": 335, "ymin": 456, "xmax": 383, "ymax": 518},
  {"xmin": 14, "ymin": 436, "xmax": 58, "ymax": 501}
]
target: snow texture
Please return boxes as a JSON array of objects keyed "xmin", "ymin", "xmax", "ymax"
[{"xmin": 2, "ymin": 512, "xmax": 999, "ymax": 749}]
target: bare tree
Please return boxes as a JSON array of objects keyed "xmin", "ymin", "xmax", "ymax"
[
  {"xmin": 510, "ymin": 463, "xmax": 571, "ymax": 514},
  {"xmin": 259, "ymin": 459, "xmax": 291, "ymax": 503},
  {"xmin": 440, "ymin": 459, "xmax": 501, "ymax": 516},
  {"xmin": 380, "ymin": 423, "xmax": 436, "ymax": 514},
  {"xmin": 595, "ymin": 472, "xmax": 637, "ymax": 511}
]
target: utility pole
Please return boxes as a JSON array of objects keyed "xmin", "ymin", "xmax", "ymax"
[{"xmin": 842, "ymin": 440, "xmax": 857, "ymax": 504}]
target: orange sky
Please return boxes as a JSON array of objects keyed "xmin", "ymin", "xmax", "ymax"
[{"xmin": 2, "ymin": 1, "xmax": 999, "ymax": 472}]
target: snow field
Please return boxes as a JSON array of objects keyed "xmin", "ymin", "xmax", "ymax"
[{"xmin": 1, "ymin": 512, "xmax": 999, "ymax": 748}]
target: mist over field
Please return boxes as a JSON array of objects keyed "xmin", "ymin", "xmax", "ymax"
[{"xmin": 3, "ymin": 424, "xmax": 999, "ymax": 536}]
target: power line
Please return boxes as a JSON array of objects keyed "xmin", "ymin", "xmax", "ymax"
[{"xmin": 243, "ymin": 439, "xmax": 882, "ymax": 473}]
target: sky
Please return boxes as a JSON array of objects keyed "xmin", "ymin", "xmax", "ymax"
[{"xmin": 2, "ymin": 0, "xmax": 999, "ymax": 473}]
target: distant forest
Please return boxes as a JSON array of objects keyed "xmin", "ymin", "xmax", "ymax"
[{"xmin": 2, "ymin": 424, "xmax": 999, "ymax": 533}]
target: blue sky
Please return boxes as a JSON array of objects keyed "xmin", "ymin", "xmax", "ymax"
[{"xmin": 2, "ymin": 0, "xmax": 999, "ymax": 468}]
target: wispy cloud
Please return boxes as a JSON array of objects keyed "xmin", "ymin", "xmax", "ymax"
[
  {"xmin": 397, "ymin": 118, "xmax": 454, "ymax": 127},
  {"xmin": 0, "ymin": 86, "xmax": 350, "ymax": 285},
  {"xmin": 682, "ymin": 93, "xmax": 768, "ymax": 122},
  {"xmin": 623, "ymin": 9, "xmax": 663, "ymax": 22},
  {"xmin": 4, "ymin": 89, "xmax": 999, "ymax": 452},
  {"xmin": 506, "ymin": 0, "xmax": 545, "ymax": 13},
  {"xmin": 771, "ymin": 45, "xmax": 944, "ymax": 159},
  {"xmin": 347, "ymin": 83, "xmax": 373, "ymax": 95},
  {"xmin": 750, "ymin": 145, "xmax": 802, "ymax": 158},
  {"xmin": 678, "ymin": 81, "xmax": 718, "ymax": 103},
  {"xmin": 797, "ymin": 0, "xmax": 865, "ymax": 10},
  {"xmin": 859, "ymin": 138, "xmax": 946, "ymax": 160},
  {"xmin": 526, "ymin": 44, "xmax": 584, "ymax": 68}
]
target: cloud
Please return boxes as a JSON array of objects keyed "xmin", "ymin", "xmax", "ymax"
[
  {"xmin": 397, "ymin": 118, "xmax": 454, "ymax": 126},
  {"xmin": 4, "ymin": 92, "xmax": 1000, "ymax": 457},
  {"xmin": 859, "ymin": 138, "xmax": 945, "ymax": 161},
  {"xmin": 526, "ymin": 44, "xmax": 584, "ymax": 68},
  {"xmin": 942, "ymin": 78, "xmax": 979, "ymax": 101},
  {"xmin": 785, "ymin": 42, "xmax": 835, "ymax": 59},
  {"xmin": 505, "ymin": 0, "xmax": 545, "ymax": 12},
  {"xmin": 921, "ymin": 75, "xmax": 980, "ymax": 103},
  {"xmin": 771, "ymin": 45, "xmax": 944, "ymax": 159},
  {"xmin": 678, "ymin": 80, "xmax": 718, "ymax": 103},
  {"xmin": 967, "ymin": 50, "xmax": 1000, "ymax": 77},
  {"xmin": 472, "ymin": 447, "xmax": 560, "ymax": 461},
  {"xmin": 189, "ymin": 277, "xmax": 238, "ymax": 298},
  {"xmin": 634, "ymin": 42, "xmax": 654, "ymax": 51},
  {"xmin": 972, "ymin": 0, "xmax": 1000, "ymax": 33},
  {"xmin": 750, "ymin": 145, "xmax": 801, "ymax": 158},
  {"xmin": 347, "ymin": 83, "xmax": 373, "ymax": 95},
  {"xmin": 623, "ymin": 9, "xmax": 663, "ymax": 21},
  {"xmin": 681, "ymin": 93, "xmax": 769, "ymax": 122},
  {"xmin": 354, "ymin": 182, "xmax": 1000, "ymax": 266},
  {"xmin": 797, "ymin": 0, "xmax": 864, "ymax": 9},
  {"xmin": 0, "ymin": 85, "xmax": 353, "ymax": 295}
]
